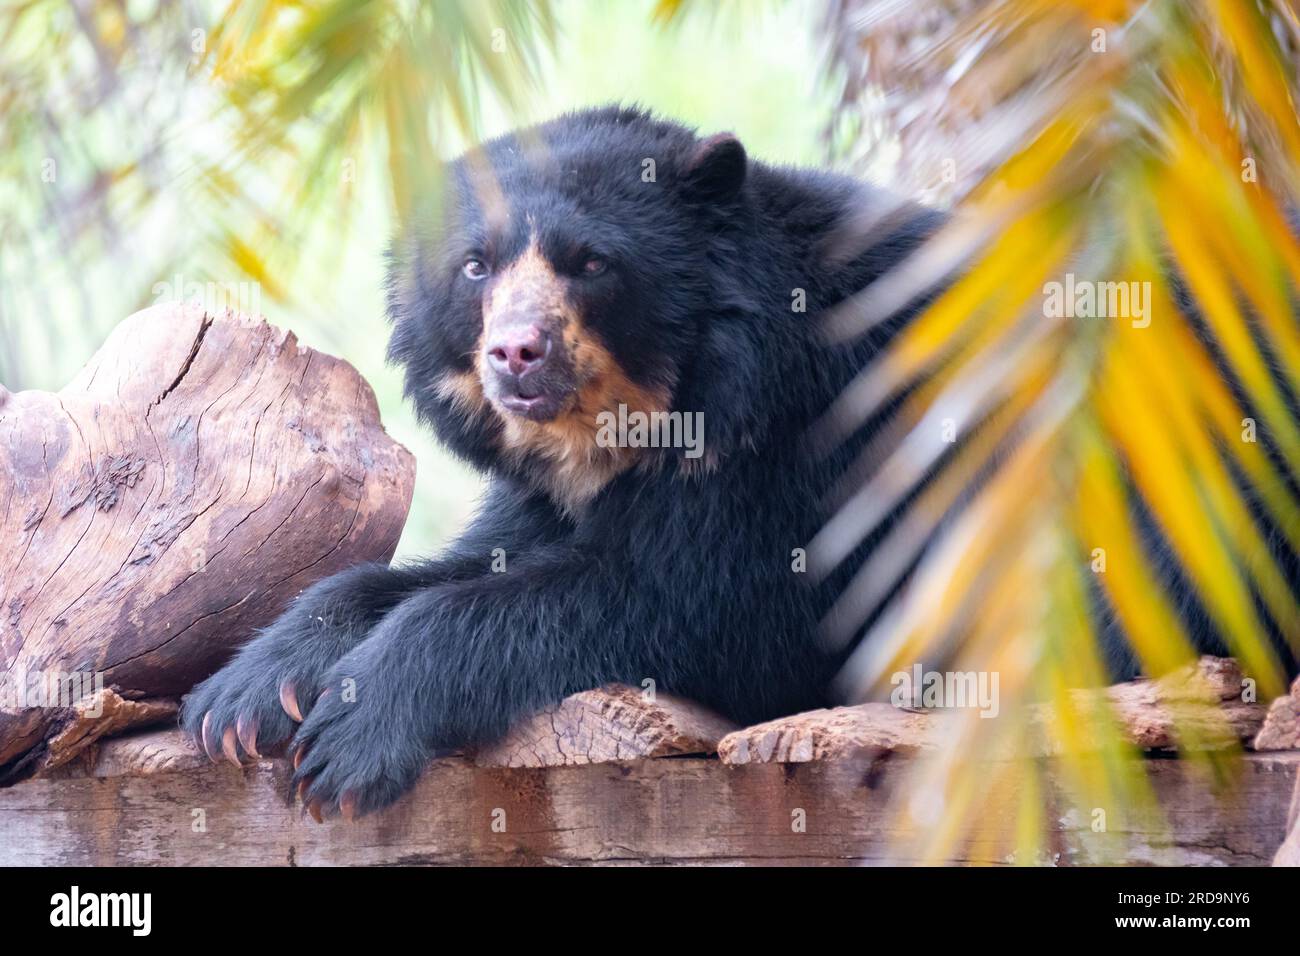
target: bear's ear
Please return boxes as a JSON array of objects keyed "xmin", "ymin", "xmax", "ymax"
[{"xmin": 681, "ymin": 133, "xmax": 747, "ymax": 204}]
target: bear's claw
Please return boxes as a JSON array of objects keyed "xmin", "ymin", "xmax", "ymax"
[
  {"xmin": 236, "ymin": 714, "xmax": 260, "ymax": 759},
  {"xmin": 279, "ymin": 680, "xmax": 304, "ymax": 722},
  {"xmin": 199, "ymin": 712, "xmax": 219, "ymax": 763},
  {"xmin": 182, "ymin": 662, "xmax": 320, "ymax": 767},
  {"xmin": 221, "ymin": 726, "xmax": 241, "ymax": 767},
  {"xmin": 285, "ymin": 673, "xmax": 429, "ymax": 823},
  {"xmin": 339, "ymin": 791, "xmax": 359, "ymax": 822}
]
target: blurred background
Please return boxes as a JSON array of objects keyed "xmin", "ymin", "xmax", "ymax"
[{"xmin": 0, "ymin": 0, "xmax": 839, "ymax": 558}]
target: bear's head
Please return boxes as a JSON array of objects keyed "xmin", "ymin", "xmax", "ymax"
[{"xmin": 388, "ymin": 106, "xmax": 764, "ymax": 511}]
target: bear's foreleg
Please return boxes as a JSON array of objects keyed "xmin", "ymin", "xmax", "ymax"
[
  {"xmin": 288, "ymin": 548, "xmax": 660, "ymax": 819},
  {"xmin": 181, "ymin": 560, "xmax": 476, "ymax": 764}
]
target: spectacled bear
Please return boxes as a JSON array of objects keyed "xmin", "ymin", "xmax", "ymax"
[{"xmin": 181, "ymin": 105, "xmax": 1294, "ymax": 820}]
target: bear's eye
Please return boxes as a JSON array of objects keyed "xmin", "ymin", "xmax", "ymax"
[
  {"xmin": 581, "ymin": 256, "xmax": 607, "ymax": 277},
  {"xmin": 462, "ymin": 257, "xmax": 490, "ymax": 281}
]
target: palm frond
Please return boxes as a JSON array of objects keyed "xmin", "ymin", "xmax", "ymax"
[
  {"xmin": 0, "ymin": 0, "xmax": 558, "ymax": 388},
  {"xmin": 819, "ymin": 0, "xmax": 1300, "ymax": 862}
]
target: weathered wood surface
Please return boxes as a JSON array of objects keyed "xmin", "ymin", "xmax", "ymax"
[
  {"xmin": 1, "ymin": 727, "xmax": 1295, "ymax": 866},
  {"xmin": 30, "ymin": 689, "xmax": 178, "ymax": 778},
  {"xmin": 1276, "ymin": 772, "xmax": 1300, "ymax": 866},
  {"xmin": 719, "ymin": 703, "xmax": 938, "ymax": 765},
  {"xmin": 472, "ymin": 684, "xmax": 737, "ymax": 768},
  {"xmin": 719, "ymin": 657, "xmax": 1267, "ymax": 765},
  {"xmin": 0, "ymin": 303, "xmax": 415, "ymax": 784},
  {"xmin": 1256, "ymin": 675, "xmax": 1300, "ymax": 752},
  {"xmin": 1039, "ymin": 655, "xmax": 1266, "ymax": 753}
]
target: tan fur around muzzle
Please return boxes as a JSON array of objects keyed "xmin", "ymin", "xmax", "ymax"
[{"xmin": 439, "ymin": 241, "xmax": 671, "ymax": 512}]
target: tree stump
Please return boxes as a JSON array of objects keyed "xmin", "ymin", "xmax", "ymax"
[{"xmin": 0, "ymin": 302, "xmax": 415, "ymax": 784}]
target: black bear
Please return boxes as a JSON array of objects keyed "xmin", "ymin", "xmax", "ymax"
[
  {"xmin": 183, "ymin": 105, "xmax": 938, "ymax": 818},
  {"xmin": 181, "ymin": 105, "xmax": 1288, "ymax": 820}
]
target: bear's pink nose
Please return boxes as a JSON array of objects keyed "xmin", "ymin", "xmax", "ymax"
[{"xmin": 486, "ymin": 325, "xmax": 551, "ymax": 378}]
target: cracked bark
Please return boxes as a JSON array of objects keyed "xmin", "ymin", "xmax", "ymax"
[
  {"xmin": 471, "ymin": 684, "xmax": 738, "ymax": 768},
  {"xmin": 0, "ymin": 303, "xmax": 415, "ymax": 784}
]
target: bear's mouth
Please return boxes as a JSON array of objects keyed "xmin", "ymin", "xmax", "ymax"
[
  {"xmin": 498, "ymin": 385, "xmax": 563, "ymax": 421},
  {"xmin": 488, "ymin": 371, "xmax": 575, "ymax": 423}
]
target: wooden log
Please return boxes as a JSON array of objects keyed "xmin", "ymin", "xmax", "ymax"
[
  {"xmin": 33, "ymin": 689, "xmax": 178, "ymax": 776},
  {"xmin": 718, "ymin": 657, "xmax": 1266, "ymax": 766},
  {"xmin": 718, "ymin": 703, "xmax": 938, "ymax": 765},
  {"xmin": 0, "ymin": 303, "xmax": 415, "ymax": 784},
  {"xmin": 472, "ymin": 684, "xmax": 737, "ymax": 768},
  {"xmin": 1276, "ymin": 774, "xmax": 1300, "ymax": 866},
  {"xmin": 1255, "ymin": 675, "xmax": 1300, "ymax": 752},
  {"xmin": 1038, "ymin": 655, "xmax": 1267, "ymax": 753},
  {"xmin": 1, "ymin": 727, "xmax": 1294, "ymax": 866}
]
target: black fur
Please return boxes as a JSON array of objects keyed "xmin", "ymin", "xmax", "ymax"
[{"xmin": 181, "ymin": 106, "xmax": 1294, "ymax": 819}]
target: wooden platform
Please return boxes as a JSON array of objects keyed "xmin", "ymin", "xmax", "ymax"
[{"xmin": 2, "ymin": 727, "xmax": 1296, "ymax": 866}]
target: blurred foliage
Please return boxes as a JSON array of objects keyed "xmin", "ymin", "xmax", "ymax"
[
  {"xmin": 813, "ymin": 0, "xmax": 1300, "ymax": 863},
  {"xmin": 0, "ymin": 0, "xmax": 207, "ymax": 389},
  {"xmin": 0, "ymin": 0, "xmax": 558, "ymax": 390},
  {"xmin": 0, "ymin": 0, "xmax": 828, "ymax": 553}
]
